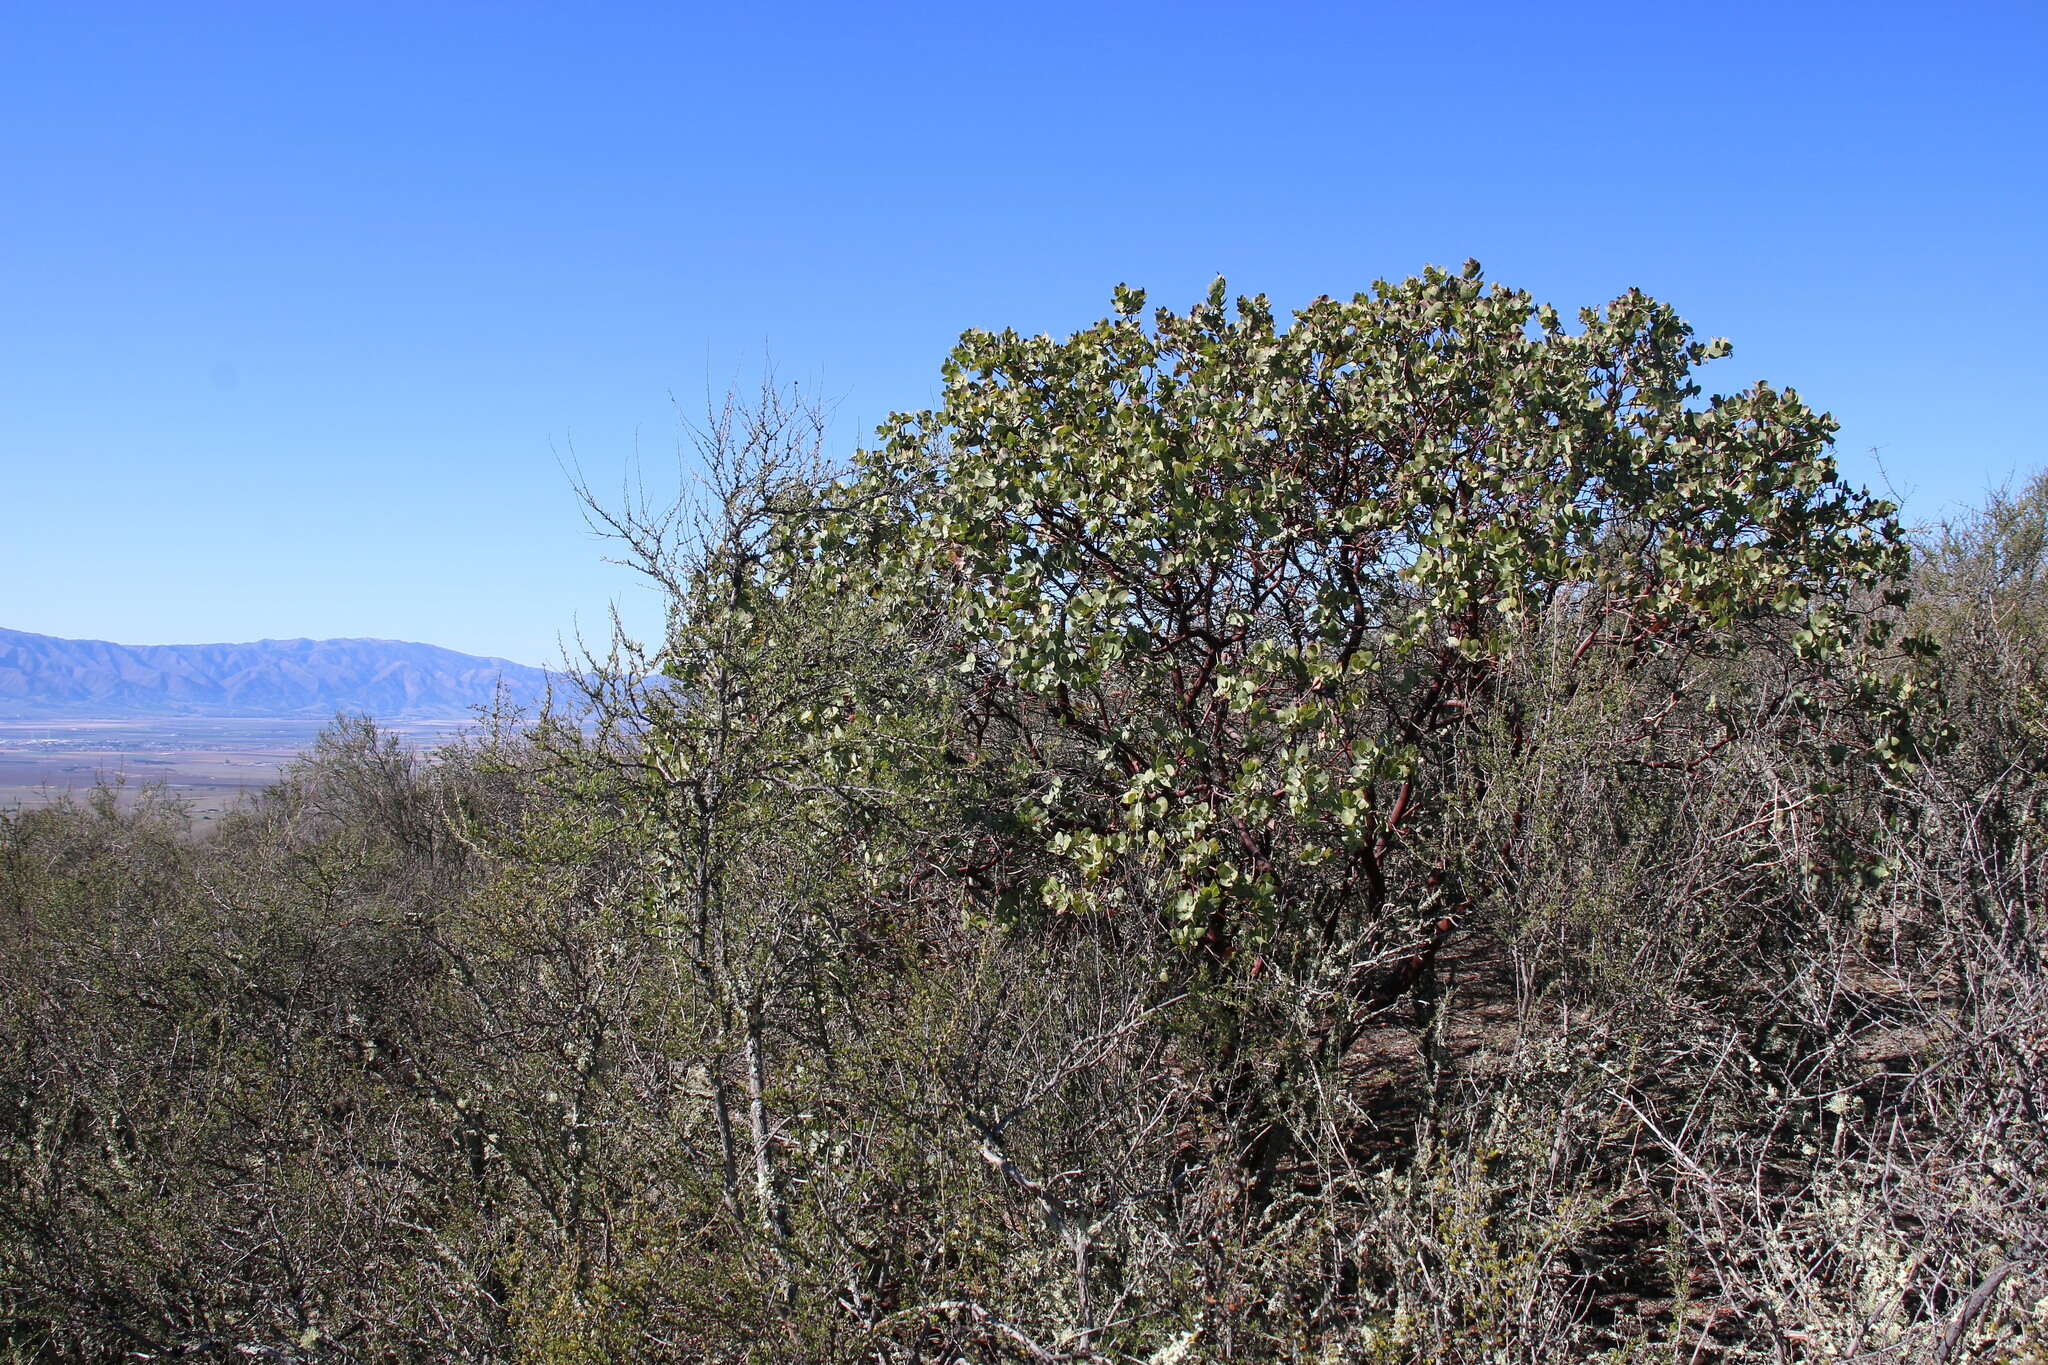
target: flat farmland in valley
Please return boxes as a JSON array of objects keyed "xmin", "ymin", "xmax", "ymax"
[{"xmin": 0, "ymin": 717, "xmax": 479, "ymax": 826}]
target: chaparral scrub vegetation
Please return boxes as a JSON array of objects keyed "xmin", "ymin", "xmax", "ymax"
[{"xmin": 4, "ymin": 266, "xmax": 2043, "ymax": 1362}]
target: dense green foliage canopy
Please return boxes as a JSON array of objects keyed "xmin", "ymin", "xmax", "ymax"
[{"xmin": 839, "ymin": 262, "xmax": 1908, "ymax": 957}]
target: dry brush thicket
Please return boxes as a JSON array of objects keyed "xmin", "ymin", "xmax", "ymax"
[{"xmin": 3, "ymin": 277, "xmax": 2044, "ymax": 1362}]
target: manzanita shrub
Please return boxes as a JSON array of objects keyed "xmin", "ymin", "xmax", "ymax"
[{"xmin": 833, "ymin": 262, "xmax": 1914, "ymax": 966}]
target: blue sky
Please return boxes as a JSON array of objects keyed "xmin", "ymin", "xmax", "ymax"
[{"xmin": 3, "ymin": 1, "xmax": 2042, "ymax": 667}]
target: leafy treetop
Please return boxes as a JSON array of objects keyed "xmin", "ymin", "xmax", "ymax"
[{"xmin": 830, "ymin": 262, "xmax": 1909, "ymax": 956}]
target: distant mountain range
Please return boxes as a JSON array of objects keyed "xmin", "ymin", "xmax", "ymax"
[{"xmin": 0, "ymin": 628, "xmax": 562, "ymax": 720}]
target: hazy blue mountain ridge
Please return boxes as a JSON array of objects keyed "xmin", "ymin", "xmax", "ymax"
[{"xmin": 0, "ymin": 628, "xmax": 558, "ymax": 719}]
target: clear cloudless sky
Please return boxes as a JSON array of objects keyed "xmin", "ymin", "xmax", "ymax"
[{"xmin": 3, "ymin": 1, "xmax": 2043, "ymax": 666}]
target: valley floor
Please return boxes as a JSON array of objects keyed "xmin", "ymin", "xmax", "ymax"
[{"xmin": 0, "ymin": 717, "xmax": 477, "ymax": 824}]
